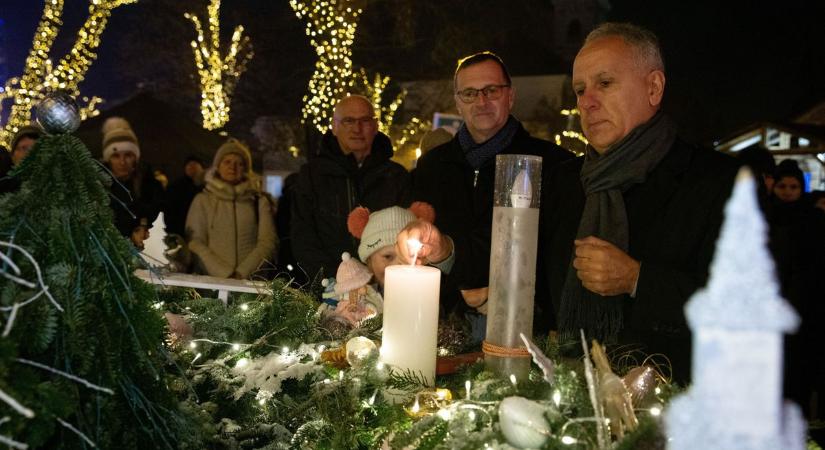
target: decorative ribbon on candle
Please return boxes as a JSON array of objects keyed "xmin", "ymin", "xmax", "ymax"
[
  {"xmin": 481, "ymin": 340, "xmax": 531, "ymax": 358},
  {"xmin": 406, "ymin": 238, "xmax": 423, "ymax": 266}
]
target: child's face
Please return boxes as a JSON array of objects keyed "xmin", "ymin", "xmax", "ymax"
[{"xmin": 367, "ymin": 245, "xmax": 400, "ymax": 287}]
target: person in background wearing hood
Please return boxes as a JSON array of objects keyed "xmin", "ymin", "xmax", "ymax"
[
  {"xmin": 291, "ymin": 95, "xmax": 411, "ymax": 279},
  {"xmin": 0, "ymin": 124, "xmax": 43, "ymax": 194},
  {"xmin": 101, "ymin": 117, "xmax": 164, "ymax": 250},
  {"xmin": 766, "ymin": 159, "xmax": 825, "ymax": 417},
  {"xmin": 185, "ymin": 139, "xmax": 277, "ymax": 279}
]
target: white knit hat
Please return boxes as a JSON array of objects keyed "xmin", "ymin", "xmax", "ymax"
[
  {"xmin": 334, "ymin": 252, "xmax": 373, "ymax": 295},
  {"xmin": 356, "ymin": 207, "xmax": 415, "ymax": 263},
  {"xmin": 348, "ymin": 203, "xmax": 436, "ymax": 263},
  {"xmin": 101, "ymin": 117, "xmax": 140, "ymax": 162}
]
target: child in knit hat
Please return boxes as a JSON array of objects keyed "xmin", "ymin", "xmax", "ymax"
[
  {"xmin": 347, "ymin": 202, "xmax": 435, "ymax": 288},
  {"xmin": 317, "ymin": 204, "xmax": 435, "ymax": 330}
]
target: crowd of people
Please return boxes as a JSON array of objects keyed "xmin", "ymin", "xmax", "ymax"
[{"xmin": 1, "ymin": 22, "xmax": 823, "ymax": 419}]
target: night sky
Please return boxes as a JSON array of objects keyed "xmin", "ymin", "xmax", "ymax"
[{"xmin": 2, "ymin": 0, "xmax": 825, "ymax": 145}]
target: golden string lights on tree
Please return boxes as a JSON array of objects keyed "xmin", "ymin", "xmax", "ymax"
[
  {"xmin": 554, "ymin": 108, "xmax": 588, "ymax": 155},
  {"xmin": 185, "ymin": 0, "xmax": 253, "ymax": 131},
  {"xmin": 353, "ymin": 68, "xmax": 405, "ymax": 136},
  {"xmin": 389, "ymin": 117, "xmax": 432, "ymax": 169},
  {"xmin": 0, "ymin": 0, "xmax": 134, "ymax": 148},
  {"xmin": 290, "ymin": 0, "xmax": 363, "ymax": 133}
]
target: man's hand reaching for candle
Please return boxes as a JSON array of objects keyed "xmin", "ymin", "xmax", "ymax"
[{"xmin": 396, "ymin": 220, "xmax": 452, "ymax": 265}]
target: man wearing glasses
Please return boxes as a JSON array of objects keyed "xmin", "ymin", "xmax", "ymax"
[
  {"xmin": 399, "ymin": 52, "xmax": 572, "ymax": 333},
  {"xmin": 292, "ymin": 95, "xmax": 410, "ymax": 279}
]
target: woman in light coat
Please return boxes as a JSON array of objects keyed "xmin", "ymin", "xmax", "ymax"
[{"xmin": 186, "ymin": 139, "xmax": 277, "ymax": 279}]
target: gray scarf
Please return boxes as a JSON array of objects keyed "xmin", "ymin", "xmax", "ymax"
[{"xmin": 558, "ymin": 112, "xmax": 677, "ymax": 343}]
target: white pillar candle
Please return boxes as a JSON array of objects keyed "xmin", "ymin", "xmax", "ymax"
[{"xmin": 380, "ymin": 264, "xmax": 441, "ymax": 385}]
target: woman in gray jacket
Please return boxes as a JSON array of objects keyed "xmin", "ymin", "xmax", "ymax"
[{"xmin": 185, "ymin": 139, "xmax": 277, "ymax": 279}]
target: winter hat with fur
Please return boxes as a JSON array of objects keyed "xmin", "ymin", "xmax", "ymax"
[
  {"xmin": 10, "ymin": 124, "xmax": 43, "ymax": 152},
  {"xmin": 211, "ymin": 138, "xmax": 253, "ymax": 180},
  {"xmin": 334, "ymin": 252, "xmax": 373, "ymax": 295},
  {"xmin": 101, "ymin": 117, "xmax": 140, "ymax": 162},
  {"xmin": 347, "ymin": 202, "xmax": 436, "ymax": 263}
]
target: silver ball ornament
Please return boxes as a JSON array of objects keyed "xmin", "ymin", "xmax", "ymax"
[
  {"xmin": 35, "ymin": 91, "xmax": 81, "ymax": 134},
  {"xmin": 345, "ymin": 336, "xmax": 378, "ymax": 368}
]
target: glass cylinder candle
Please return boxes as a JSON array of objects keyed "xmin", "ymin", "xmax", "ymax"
[{"xmin": 485, "ymin": 154, "xmax": 542, "ymax": 379}]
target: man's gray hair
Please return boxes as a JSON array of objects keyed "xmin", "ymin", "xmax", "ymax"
[{"xmin": 584, "ymin": 22, "xmax": 665, "ymax": 72}]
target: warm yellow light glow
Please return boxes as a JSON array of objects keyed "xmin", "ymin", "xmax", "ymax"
[
  {"xmin": 0, "ymin": 0, "xmax": 130, "ymax": 147},
  {"xmin": 290, "ymin": 0, "xmax": 363, "ymax": 133},
  {"xmin": 352, "ymin": 68, "xmax": 405, "ymax": 135},
  {"xmin": 554, "ymin": 107, "xmax": 588, "ymax": 151},
  {"xmin": 394, "ymin": 117, "xmax": 431, "ymax": 149},
  {"xmin": 185, "ymin": 0, "xmax": 253, "ymax": 130}
]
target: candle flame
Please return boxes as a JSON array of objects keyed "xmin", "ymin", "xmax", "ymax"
[{"xmin": 406, "ymin": 238, "xmax": 423, "ymax": 266}]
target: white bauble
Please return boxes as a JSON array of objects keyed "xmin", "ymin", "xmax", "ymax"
[
  {"xmin": 345, "ymin": 336, "xmax": 378, "ymax": 368},
  {"xmin": 498, "ymin": 396, "xmax": 552, "ymax": 449}
]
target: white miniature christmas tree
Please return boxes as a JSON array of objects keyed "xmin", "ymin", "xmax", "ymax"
[
  {"xmin": 665, "ymin": 169, "xmax": 806, "ymax": 450},
  {"xmin": 141, "ymin": 212, "xmax": 170, "ymax": 267}
]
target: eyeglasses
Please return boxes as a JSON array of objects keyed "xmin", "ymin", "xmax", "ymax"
[
  {"xmin": 337, "ymin": 116, "xmax": 376, "ymax": 128},
  {"xmin": 455, "ymin": 84, "xmax": 510, "ymax": 104}
]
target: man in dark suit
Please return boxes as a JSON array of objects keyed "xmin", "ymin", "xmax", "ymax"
[
  {"xmin": 538, "ymin": 23, "xmax": 739, "ymax": 381},
  {"xmin": 397, "ymin": 52, "xmax": 572, "ymax": 336}
]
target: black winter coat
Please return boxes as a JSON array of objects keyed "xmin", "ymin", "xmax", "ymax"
[
  {"xmin": 412, "ymin": 124, "xmax": 573, "ymax": 314},
  {"xmin": 108, "ymin": 164, "xmax": 165, "ymax": 238},
  {"xmin": 164, "ymin": 175, "xmax": 202, "ymax": 237},
  {"xmin": 291, "ymin": 132, "xmax": 411, "ymax": 279},
  {"xmin": 538, "ymin": 138, "xmax": 739, "ymax": 381},
  {"xmin": 768, "ymin": 198, "xmax": 825, "ymax": 413}
]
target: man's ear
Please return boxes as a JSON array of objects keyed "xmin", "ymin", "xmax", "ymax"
[
  {"xmin": 508, "ymin": 85, "xmax": 516, "ymax": 110},
  {"xmin": 647, "ymin": 70, "xmax": 665, "ymax": 107}
]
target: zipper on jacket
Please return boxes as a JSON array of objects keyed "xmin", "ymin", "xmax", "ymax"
[
  {"xmin": 473, "ymin": 169, "xmax": 479, "ymax": 187},
  {"xmin": 232, "ymin": 196, "xmax": 238, "ymax": 270},
  {"xmin": 347, "ymin": 178, "xmax": 357, "ymax": 247}
]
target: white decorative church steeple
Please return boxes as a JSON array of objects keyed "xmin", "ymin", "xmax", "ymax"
[{"xmin": 665, "ymin": 169, "xmax": 805, "ymax": 450}]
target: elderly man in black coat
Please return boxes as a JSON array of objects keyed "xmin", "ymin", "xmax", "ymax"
[
  {"xmin": 539, "ymin": 23, "xmax": 739, "ymax": 381},
  {"xmin": 291, "ymin": 95, "xmax": 410, "ymax": 279}
]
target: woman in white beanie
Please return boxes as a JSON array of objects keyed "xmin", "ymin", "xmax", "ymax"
[
  {"xmin": 185, "ymin": 139, "xmax": 277, "ymax": 279},
  {"xmin": 346, "ymin": 202, "xmax": 434, "ymax": 288},
  {"xmin": 101, "ymin": 116, "xmax": 163, "ymax": 249}
]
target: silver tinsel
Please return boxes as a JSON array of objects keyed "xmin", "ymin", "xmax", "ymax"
[{"xmin": 35, "ymin": 92, "xmax": 81, "ymax": 134}]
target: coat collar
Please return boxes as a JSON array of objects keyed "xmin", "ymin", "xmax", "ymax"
[
  {"xmin": 204, "ymin": 172, "xmax": 259, "ymax": 200},
  {"xmin": 319, "ymin": 131, "xmax": 394, "ymax": 171},
  {"xmin": 434, "ymin": 122, "xmax": 533, "ymax": 166}
]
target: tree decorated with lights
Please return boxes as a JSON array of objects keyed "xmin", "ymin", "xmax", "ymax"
[
  {"xmin": 185, "ymin": 0, "xmax": 253, "ymax": 131},
  {"xmin": 0, "ymin": 97, "xmax": 199, "ymax": 448},
  {"xmin": 290, "ymin": 0, "xmax": 364, "ymax": 133},
  {"xmin": 554, "ymin": 108, "xmax": 589, "ymax": 155},
  {"xmin": 0, "ymin": 0, "xmax": 133, "ymax": 148},
  {"xmin": 390, "ymin": 117, "xmax": 432, "ymax": 169},
  {"xmin": 354, "ymin": 68, "xmax": 405, "ymax": 135}
]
